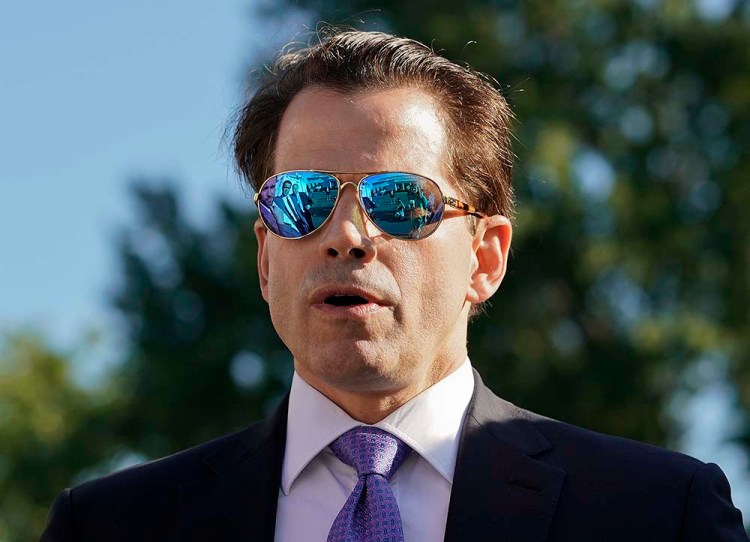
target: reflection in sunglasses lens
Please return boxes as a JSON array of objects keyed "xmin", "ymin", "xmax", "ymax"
[
  {"xmin": 361, "ymin": 173, "xmax": 443, "ymax": 239},
  {"xmin": 258, "ymin": 171, "xmax": 445, "ymax": 239},
  {"xmin": 258, "ymin": 172, "xmax": 339, "ymax": 238}
]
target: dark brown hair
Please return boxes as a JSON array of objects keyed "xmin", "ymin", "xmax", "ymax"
[{"xmin": 233, "ymin": 29, "xmax": 515, "ymax": 219}]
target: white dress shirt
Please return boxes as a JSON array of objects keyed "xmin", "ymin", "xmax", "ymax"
[{"xmin": 274, "ymin": 358, "xmax": 475, "ymax": 542}]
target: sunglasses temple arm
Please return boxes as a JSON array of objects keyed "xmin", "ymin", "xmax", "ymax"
[{"xmin": 443, "ymin": 196, "xmax": 488, "ymax": 218}]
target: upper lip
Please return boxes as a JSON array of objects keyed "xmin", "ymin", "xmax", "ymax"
[{"xmin": 309, "ymin": 285, "xmax": 392, "ymax": 306}]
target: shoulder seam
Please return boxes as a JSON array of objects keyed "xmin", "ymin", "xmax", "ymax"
[{"xmin": 677, "ymin": 460, "xmax": 704, "ymax": 540}]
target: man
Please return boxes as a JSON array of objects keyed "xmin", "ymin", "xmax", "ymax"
[
  {"xmin": 272, "ymin": 179, "xmax": 307, "ymax": 236},
  {"xmin": 41, "ymin": 30, "xmax": 746, "ymax": 541},
  {"xmin": 291, "ymin": 183, "xmax": 315, "ymax": 232}
]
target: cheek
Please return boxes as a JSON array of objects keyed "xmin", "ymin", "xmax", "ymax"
[
  {"xmin": 265, "ymin": 244, "xmax": 302, "ymax": 311},
  {"xmin": 434, "ymin": 233, "xmax": 476, "ymax": 306},
  {"xmin": 392, "ymin": 238, "xmax": 472, "ymax": 318},
  {"xmin": 264, "ymin": 246, "xmax": 309, "ymax": 354}
]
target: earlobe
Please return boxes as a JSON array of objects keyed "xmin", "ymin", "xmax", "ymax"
[
  {"xmin": 254, "ymin": 218, "xmax": 271, "ymax": 302},
  {"xmin": 466, "ymin": 215, "xmax": 512, "ymax": 304}
]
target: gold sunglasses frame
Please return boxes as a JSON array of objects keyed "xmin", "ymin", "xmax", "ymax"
[{"xmin": 253, "ymin": 170, "xmax": 488, "ymax": 240}]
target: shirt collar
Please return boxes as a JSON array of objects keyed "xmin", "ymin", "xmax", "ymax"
[{"xmin": 281, "ymin": 358, "xmax": 474, "ymax": 495}]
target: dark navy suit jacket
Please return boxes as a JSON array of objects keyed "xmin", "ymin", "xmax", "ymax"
[{"xmin": 40, "ymin": 371, "xmax": 748, "ymax": 541}]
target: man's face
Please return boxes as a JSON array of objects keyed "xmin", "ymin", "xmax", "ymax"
[
  {"xmin": 282, "ymin": 182, "xmax": 291, "ymax": 195},
  {"xmin": 255, "ymin": 86, "xmax": 509, "ymax": 402}
]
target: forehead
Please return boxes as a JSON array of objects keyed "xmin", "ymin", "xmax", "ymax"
[{"xmin": 273, "ymin": 86, "xmax": 450, "ymax": 182}]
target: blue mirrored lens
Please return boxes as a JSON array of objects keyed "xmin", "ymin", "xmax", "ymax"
[
  {"xmin": 257, "ymin": 171, "xmax": 339, "ymax": 238},
  {"xmin": 360, "ymin": 173, "xmax": 444, "ymax": 239},
  {"xmin": 257, "ymin": 171, "xmax": 446, "ymax": 239}
]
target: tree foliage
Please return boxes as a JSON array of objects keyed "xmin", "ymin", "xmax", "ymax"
[
  {"xmin": 0, "ymin": 334, "xmax": 115, "ymax": 542},
  {"xmin": 247, "ymin": 0, "xmax": 750, "ymax": 445},
  {"xmin": 109, "ymin": 183, "xmax": 290, "ymax": 459},
  {"xmin": 5, "ymin": 2, "xmax": 750, "ymax": 540},
  {"xmin": 106, "ymin": 0, "xmax": 750, "ymax": 489}
]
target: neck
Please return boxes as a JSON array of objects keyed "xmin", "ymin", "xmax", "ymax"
[{"xmin": 295, "ymin": 353, "xmax": 466, "ymax": 424}]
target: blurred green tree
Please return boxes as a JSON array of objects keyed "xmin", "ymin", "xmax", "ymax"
[
  {"xmin": 109, "ymin": 0, "xmax": 750, "ymax": 454},
  {"xmin": 109, "ymin": 183, "xmax": 289, "ymax": 459},
  {"xmin": 241, "ymin": 0, "xmax": 750, "ymax": 446},
  {"xmin": 0, "ymin": 334, "xmax": 117, "ymax": 542},
  {"xmin": 12, "ymin": 2, "xmax": 750, "ymax": 540}
]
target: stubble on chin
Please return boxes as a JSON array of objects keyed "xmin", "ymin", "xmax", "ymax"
[{"xmin": 296, "ymin": 344, "xmax": 416, "ymax": 395}]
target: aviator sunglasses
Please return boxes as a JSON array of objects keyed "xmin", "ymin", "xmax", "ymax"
[{"xmin": 253, "ymin": 170, "xmax": 487, "ymax": 240}]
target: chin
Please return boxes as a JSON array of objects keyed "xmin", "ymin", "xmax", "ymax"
[{"xmin": 308, "ymin": 343, "xmax": 410, "ymax": 393}]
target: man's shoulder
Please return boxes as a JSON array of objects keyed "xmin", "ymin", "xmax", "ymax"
[
  {"xmin": 70, "ymin": 421, "xmax": 264, "ymax": 513},
  {"xmin": 450, "ymin": 382, "xmax": 746, "ymax": 540},
  {"xmin": 42, "ymin": 400, "xmax": 288, "ymax": 541},
  {"xmin": 532, "ymin": 407, "xmax": 699, "ymax": 472},
  {"xmin": 475, "ymin": 382, "xmax": 704, "ymax": 482}
]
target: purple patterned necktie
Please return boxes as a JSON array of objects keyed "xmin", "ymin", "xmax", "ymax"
[{"xmin": 327, "ymin": 426, "xmax": 412, "ymax": 542}]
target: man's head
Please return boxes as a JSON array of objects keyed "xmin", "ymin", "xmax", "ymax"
[
  {"xmin": 292, "ymin": 184, "xmax": 299, "ymax": 194},
  {"xmin": 234, "ymin": 30, "xmax": 513, "ymax": 418},
  {"xmin": 281, "ymin": 180, "xmax": 292, "ymax": 195},
  {"xmin": 236, "ymin": 30, "xmax": 514, "ymax": 220}
]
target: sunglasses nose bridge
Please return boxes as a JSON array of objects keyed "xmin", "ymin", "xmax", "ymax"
[
  {"xmin": 331, "ymin": 180, "xmax": 365, "ymax": 219},
  {"xmin": 321, "ymin": 179, "xmax": 378, "ymax": 237},
  {"xmin": 337, "ymin": 180, "xmax": 359, "ymax": 193},
  {"xmin": 335, "ymin": 179, "xmax": 367, "ymax": 214}
]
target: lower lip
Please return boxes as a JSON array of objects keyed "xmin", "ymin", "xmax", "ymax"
[{"xmin": 312, "ymin": 302, "xmax": 387, "ymax": 319}]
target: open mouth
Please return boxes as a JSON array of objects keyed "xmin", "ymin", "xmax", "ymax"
[{"xmin": 324, "ymin": 294, "xmax": 370, "ymax": 306}]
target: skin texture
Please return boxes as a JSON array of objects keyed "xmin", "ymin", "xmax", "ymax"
[{"xmin": 255, "ymin": 86, "xmax": 512, "ymax": 423}]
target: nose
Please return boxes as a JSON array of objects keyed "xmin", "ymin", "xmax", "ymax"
[{"xmin": 317, "ymin": 183, "xmax": 377, "ymax": 262}]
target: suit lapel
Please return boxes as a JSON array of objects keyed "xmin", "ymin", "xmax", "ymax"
[
  {"xmin": 177, "ymin": 396, "xmax": 288, "ymax": 542},
  {"xmin": 444, "ymin": 373, "xmax": 565, "ymax": 542}
]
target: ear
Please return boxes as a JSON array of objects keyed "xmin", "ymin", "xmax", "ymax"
[
  {"xmin": 254, "ymin": 218, "xmax": 271, "ymax": 303},
  {"xmin": 466, "ymin": 214, "xmax": 512, "ymax": 304}
]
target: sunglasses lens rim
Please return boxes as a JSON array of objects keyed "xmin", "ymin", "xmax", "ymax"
[
  {"xmin": 360, "ymin": 172, "xmax": 445, "ymax": 239},
  {"xmin": 255, "ymin": 170, "xmax": 447, "ymax": 240},
  {"xmin": 256, "ymin": 171, "xmax": 339, "ymax": 238}
]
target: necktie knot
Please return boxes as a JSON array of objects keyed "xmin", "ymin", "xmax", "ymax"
[
  {"xmin": 330, "ymin": 426, "xmax": 411, "ymax": 480},
  {"xmin": 328, "ymin": 427, "xmax": 411, "ymax": 542}
]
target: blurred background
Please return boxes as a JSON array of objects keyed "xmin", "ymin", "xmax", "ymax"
[{"xmin": 2, "ymin": 0, "xmax": 749, "ymax": 539}]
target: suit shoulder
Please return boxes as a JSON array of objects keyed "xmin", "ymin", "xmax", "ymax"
[
  {"xmin": 43, "ymin": 394, "xmax": 288, "ymax": 540},
  {"xmin": 473, "ymin": 381, "xmax": 702, "ymax": 476},
  {"xmin": 517, "ymin": 405, "xmax": 704, "ymax": 480},
  {"xmin": 71, "ymin": 421, "xmax": 261, "ymax": 507},
  {"xmin": 506, "ymin": 405, "xmax": 746, "ymax": 539},
  {"xmin": 466, "ymin": 383, "xmax": 746, "ymax": 538}
]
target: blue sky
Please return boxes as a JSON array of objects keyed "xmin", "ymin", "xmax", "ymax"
[
  {"xmin": 1, "ymin": 0, "xmax": 748, "ymax": 521},
  {"xmin": 0, "ymin": 0, "xmax": 275, "ymax": 349}
]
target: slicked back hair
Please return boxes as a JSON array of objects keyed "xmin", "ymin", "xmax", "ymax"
[{"xmin": 234, "ymin": 30, "xmax": 515, "ymax": 220}]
